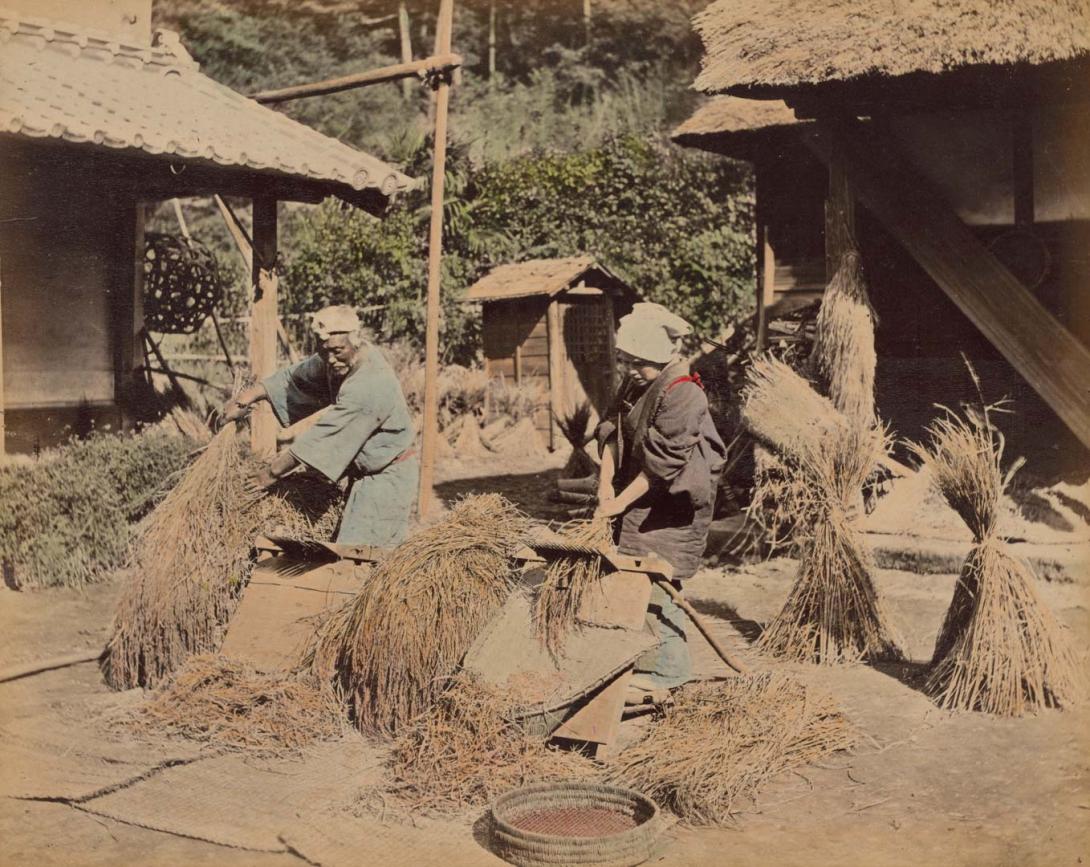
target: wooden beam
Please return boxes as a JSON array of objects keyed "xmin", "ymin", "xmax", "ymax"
[
  {"xmin": 250, "ymin": 196, "xmax": 279, "ymax": 456},
  {"xmin": 804, "ymin": 119, "xmax": 1090, "ymax": 449},
  {"xmin": 417, "ymin": 0, "xmax": 455, "ymax": 518},
  {"xmin": 0, "ymin": 253, "xmax": 5, "ymax": 455},
  {"xmin": 251, "ymin": 52, "xmax": 462, "ymax": 104}
]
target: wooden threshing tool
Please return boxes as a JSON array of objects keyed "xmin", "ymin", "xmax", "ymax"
[{"xmin": 220, "ymin": 534, "xmax": 387, "ymax": 673}]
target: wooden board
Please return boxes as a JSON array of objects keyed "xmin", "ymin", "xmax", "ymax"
[
  {"xmin": 220, "ymin": 556, "xmax": 367, "ymax": 672},
  {"xmin": 552, "ymin": 569, "xmax": 652, "ymax": 746}
]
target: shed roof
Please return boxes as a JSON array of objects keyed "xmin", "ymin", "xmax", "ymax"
[
  {"xmin": 672, "ymin": 96, "xmax": 804, "ymax": 157},
  {"xmin": 0, "ymin": 11, "xmax": 415, "ymax": 212},
  {"xmin": 464, "ymin": 257, "xmax": 632, "ymax": 302},
  {"xmin": 693, "ymin": 0, "xmax": 1090, "ymax": 95}
]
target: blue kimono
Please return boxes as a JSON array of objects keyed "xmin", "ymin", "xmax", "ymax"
[{"xmin": 262, "ymin": 346, "xmax": 417, "ymax": 547}]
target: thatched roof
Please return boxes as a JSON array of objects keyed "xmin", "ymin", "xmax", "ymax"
[
  {"xmin": 693, "ymin": 0, "xmax": 1090, "ymax": 94},
  {"xmin": 672, "ymin": 97, "xmax": 804, "ymax": 157},
  {"xmin": 464, "ymin": 257, "xmax": 633, "ymax": 303}
]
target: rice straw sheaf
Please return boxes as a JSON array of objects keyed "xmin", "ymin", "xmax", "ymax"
[
  {"xmin": 311, "ymin": 494, "xmax": 531, "ymax": 736},
  {"xmin": 608, "ymin": 673, "xmax": 856, "ymax": 824},
  {"xmin": 533, "ymin": 517, "xmax": 614, "ymax": 655},
  {"xmin": 910, "ymin": 408, "xmax": 1086, "ymax": 715},
  {"xmin": 371, "ymin": 673, "xmax": 596, "ymax": 816},
  {"xmin": 809, "ymin": 250, "xmax": 877, "ymax": 427},
  {"xmin": 103, "ymin": 425, "xmax": 343, "ymax": 690},
  {"xmin": 125, "ymin": 654, "xmax": 345, "ymax": 756},
  {"xmin": 743, "ymin": 358, "xmax": 901, "ymax": 663}
]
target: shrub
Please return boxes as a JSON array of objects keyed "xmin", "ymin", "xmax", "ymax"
[{"xmin": 0, "ymin": 430, "xmax": 195, "ymax": 589}]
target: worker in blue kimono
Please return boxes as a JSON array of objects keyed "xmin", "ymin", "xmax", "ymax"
[
  {"xmin": 595, "ymin": 303, "xmax": 726, "ymax": 705},
  {"xmin": 222, "ymin": 305, "xmax": 418, "ymax": 547}
]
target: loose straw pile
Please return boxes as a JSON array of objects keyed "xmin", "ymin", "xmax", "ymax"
[
  {"xmin": 103, "ymin": 426, "xmax": 342, "ymax": 690},
  {"xmin": 310, "ymin": 494, "xmax": 530, "ymax": 735},
  {"xmin": 533, "ymin": 517, "xmax": 613, "ymax": 655},
  {"xmin": 374, "ymin": 674, "xmax": 596, "ymax": 816},
  {"xmin": 910, "ymin": 407, "xmax": 1086, "ymax": 715},
  {"xmin": 809, "ymin": 250, "xmax": 877, "ymax": 427},
  {"xmin": 126, "ymin": 654, "xmax": 345, "ymax": 755},
  {"xmin": 743, "ymin": 358, "xmax": 901, "ymax": 663},
  {"xmin": 608, "ymin": 673, "xmax": 856, "ymax": 824}
]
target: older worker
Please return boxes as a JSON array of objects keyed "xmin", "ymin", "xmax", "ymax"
[
  {"xmin": 595, "ymin": 303, "xmax": 726, "ymax": 704},
  {"xmin": 223, "ymin": 304, "xmax": 417, "ymax": 547}
]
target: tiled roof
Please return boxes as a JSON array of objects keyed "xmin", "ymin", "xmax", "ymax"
[
  {"xmin": 464, "ymin": 256, "xmax": 630, "ymax": 302},
  {"xmin": 0, "ymin": 10, "xmax": 416, "ymax": 209}
]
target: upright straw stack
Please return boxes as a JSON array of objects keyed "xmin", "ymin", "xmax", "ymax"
[
  {"xmin": 743, "ymin": 358, "xmax": 900, "ymax": 663},
  {"xmin": 910, "ymin": 406, "xmax": 1086, "ymax": 715}
]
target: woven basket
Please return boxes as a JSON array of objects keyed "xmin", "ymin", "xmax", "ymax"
[{"xmin": 491, "ymin": 782, "xmax": 662, "ymax": 867}]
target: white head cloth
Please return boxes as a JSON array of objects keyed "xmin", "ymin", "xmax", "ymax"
[
  {"xmin": 311, "ymin": 304, "xmax": 361, "ymax": 341},
  {"xmin": 615, "ymin": 302, "xmax": 692, "ymax": 364}
]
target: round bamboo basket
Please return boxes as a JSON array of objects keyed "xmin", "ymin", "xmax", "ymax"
[{"xmin": 490, "ymin": 782, "xmax": 662, "ymax": 867}]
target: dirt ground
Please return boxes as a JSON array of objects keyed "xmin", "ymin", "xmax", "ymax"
[{"xmin": 2, "ymin": 452, "xmax": 1089, "ymax": 866}]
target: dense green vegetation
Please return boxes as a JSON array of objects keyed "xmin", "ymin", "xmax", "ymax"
[{"xmin": 152, "ymin": 0, "xmax": 754, "ymax": 362}]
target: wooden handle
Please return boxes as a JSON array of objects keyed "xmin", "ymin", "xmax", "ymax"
[{"xmin": 655, "ymin": 579, "xmax": 752, "ymax": 675}]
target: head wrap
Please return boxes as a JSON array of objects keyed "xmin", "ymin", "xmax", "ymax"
[
  {"xmin": 615, "ymin": 303, "xmax": 692, "ymax": 364},
  {"xmin": 311, "ymin": 305, "xmax": 361, "ymax": 341}
]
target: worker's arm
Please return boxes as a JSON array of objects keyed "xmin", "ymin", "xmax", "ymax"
[
  {"xmin": 252, "ymin": 447, "xmax": 299, "ymax": 490},
  {"xmin": 595, "ymin": 471, "xmax": 650, "ymax": 518},
  {"xmin": 597, "ymin": 439, "xmax": 617, "ymax": 503},
  {"xmin": 222, "ymin": 384, "xmax": 269, "ymax": 423}
]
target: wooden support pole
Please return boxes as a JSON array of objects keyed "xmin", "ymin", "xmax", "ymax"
[
  {"xmin": 546, "ymin": 299, "xmax": 563, "ymax": 452},
  {"xmin": 825, "ymin": 154, "xmax": 856, "ymax": 277},
  {"xmin": 0, "ymin": 254, "xmax": 5, "ymax": 456},
  {"xmin": 250, "ymin": 196, "xmax": 279, "ymax": 456},
  {"xmin": 804, "ymin": 119, "xmax": 1090, "ymax": 449},
  {"xmin": 251, "ymin": 52, "xmax": 462, "ymax": 104},
  {"xmin": 487, "ymin": 0, "xmax": 497, "ymax": 81},
  {"xmin": 171, "ymin": 198, "xmax": 191, "ymax": 240},
  {"xmin": 757, "ymin": 224, "xmax": 775, "ymax": 352},
  {"xmin": 417, "ymin": 0, "xmax": 454, "ymax": 518},
  {"xmin": 398, "ymin": 2, "xmax": 414, "ymax": 100}
]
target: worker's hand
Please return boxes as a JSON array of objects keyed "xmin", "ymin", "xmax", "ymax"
[
  {"xmin": 244, "ymin": 466, "xmax": 278, "ymax": 501},
  {"xmin": 221, "ymin": 398, "xmax": 251, "ymax": 424},
  {"xmin": 594, "ymin": 497, "xmax": 626, "ymax": 519},
  {"xmin": 596, "ymin": 481, "xmax": 615, "ymax": 504}
]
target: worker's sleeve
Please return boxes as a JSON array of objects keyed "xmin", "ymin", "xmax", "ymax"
[
  {"xmin": 595, "ymin": 418, "xmax": 618, "ymax": 458},
  {"xmin": 288, "ymin": 378, "xmax": 392, "ymax": 483},
  {"xmin": 641, "ymin": 383, "xmax": 704, "ymax": 487},
  {"xmin": 262, "ymin": 355, "xmax": 329, "ymax": 427}
]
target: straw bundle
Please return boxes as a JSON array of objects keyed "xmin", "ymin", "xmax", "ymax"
[
  {"xmin": 608, "ymin": 673, "xmax": 856, "ymax": 824},
  {"xmin": 533, "ymin": 517, "xmax": 614, "ymax": 655},
  {"xmin": 449, "ymin": 414, "xmax": 491, "ymax": 458},
  {"xmin": 743, "ymin": 358, "xmax": 901, "ymax": 663},
  {"xmin": 910, "ymin": 408, "xmax": 1086, "ymax": 715},
  {"xmin": 491, "ymin": 417, "xmax": 547, "ymax": 457},
  {"xmin": 125, "ymin": 654, "xmax": 345, "ymax": 755},
  {"xmin": 310, "ymin": 494, "xmax": 531, "ymax": 735},
  {"xmin": 374, "ymin": 674, "xmax": 596, "ymax": 816},
  {"xmin": 103, "ymin": 426, "xmax": 343, "ymax": 690},
  {"xmin": 809, "ymin": 250, "xmax": 877, "ymax": 427}
]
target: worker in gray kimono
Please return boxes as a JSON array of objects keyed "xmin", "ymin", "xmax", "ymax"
[
  {"xmin": 222, "ymin": 305, "xmax": 417, "ymax": 547},
  {"xmin": 595, "ymin": 303, "xmax": 726, "ymax": 704}
]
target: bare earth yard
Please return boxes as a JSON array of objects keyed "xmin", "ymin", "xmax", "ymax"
[{"xmin": 2, "ymin": 454, "xmax": 1088, "ymax": 866}]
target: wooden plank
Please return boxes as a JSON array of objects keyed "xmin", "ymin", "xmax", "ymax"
[
  {"xmin": 0, "ymin": 252, "xmax": 4, "ymax": 455},
  {"xmin": 249, "ymin": 196, "xmax": 279, "ymax": 456},
  {"xmin": 546, "ymin": 298, "xmax": 563, "ymax": 451},
  {"xmin": 521, "ymin": 334, "xmax": 549, "ymax": 356},
  {"xmin": 486, "ymin": 356, "xmax": 516, "ymax": 378},
  {"xmin": 417, "ymin": 0, "xmax": 454, "ymax": 518},
  {"xmin": 805, "ymin": 119, "xmax": 1090, "ymax": 449},
  {"xmin": 520, "ymin": 355, "xmax": 549, "ymax": 376}
]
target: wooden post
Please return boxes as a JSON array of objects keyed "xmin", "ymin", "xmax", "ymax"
[
  {"xmin": 417, "ymin": 0, "xmax": 455, "ymax": 518},
  {"xmin": 487, "ymin": 0, "xmax": 496, "ymax": 82},
  {"xmin": 583, "ymin": 0, "xmax": 592, "ymax": 46},
  {"xmin": 250, "ymin": 196, "xmax": 279, "ymax": 456},
  {"xmin": 0, "ymin": 253, "xmax": 5, "ymax": 456},
  {"xmin": 825, "ymin": 155, "xmax": 856, "ymax": 278},
  {"xmin": 546, "ymin": 299, "xmax": 563, "ymax": 452},
  {"xmin": 398, "ymin": 2, "xmax": 414, "ymax": 100},
  {"xmin": 757, "ymin": 224, "xmax": 775, "ymax": 351}
]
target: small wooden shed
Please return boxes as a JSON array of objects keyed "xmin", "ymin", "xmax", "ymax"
[{"xmin": 464, "ymin": 257, "xmax": 637, "ymax": 449}]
